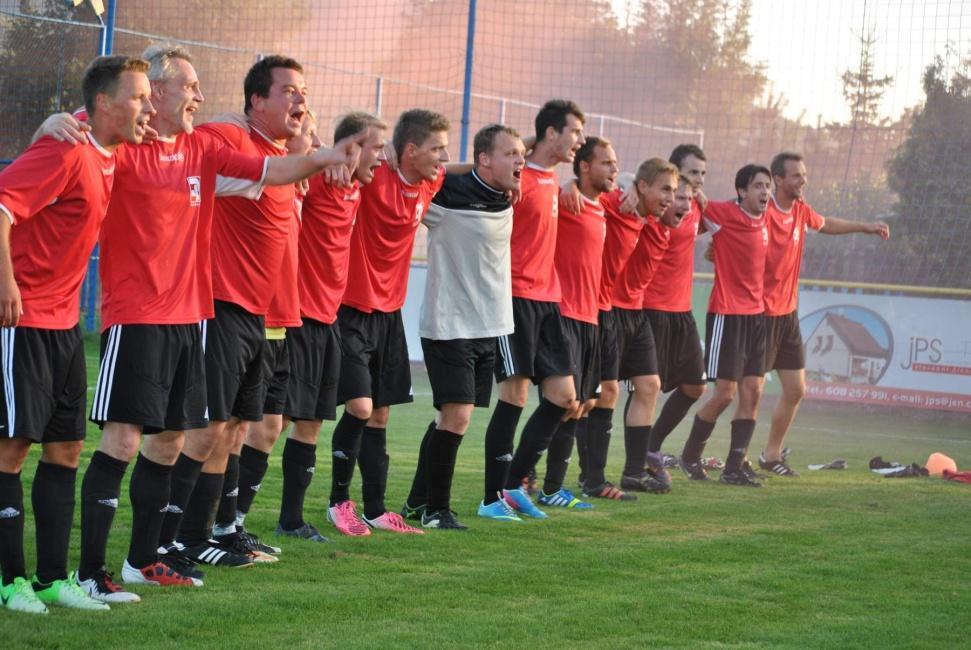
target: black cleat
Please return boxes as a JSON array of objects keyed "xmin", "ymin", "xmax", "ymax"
[
  {"xmin": 180, "ymin": 541, "xmax": 255, "ymax": 568},
  {"xmin": 678, "ymin": 455, "xmax": 711, "ymax": 481},
  {"xmin": 645, "ymin": 451, "xmax": 673, "ymax": 490},
  {"xmin": 758, "ymin": 452, "xmax": 800, "ymax": 477},
  {"xmin": 236, "ymin": 525, "xmax": 282, "ymax": 554},
  {"xmin": 275, "ymin": 522, "xmax": 331, "ymax": 543},
  {"xmin": 719, "ymin": 469, "xmax": 763, "ymax": 487},
  {"xmin": 400, "ymin": 502, "xmax": 426, "ymax": 521},
  {"xmin": 158, "ymin": 546, "xmax": 206, "ymax": 581},
  {"xmin": 620, "ymin": 471, "xmax": 670, "ymax": 493},
  {"xmin": 213, "ymin": 531, "xmax": 277, "ymax": 562},
  {"xmin": 421, "ymin": 509, "xmax": 469, "ymax": 530},
  {"xmin": 582, "ymin": 481, "xmax": 638, "ymax": 501}
]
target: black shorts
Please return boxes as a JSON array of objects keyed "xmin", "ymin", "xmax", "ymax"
[
  {"xmin": 1, "ymin": 326, "xmax": 85, "ymax": 443},
  {"xmin": 765, "ymin": 311, "xmax": 805, "ymax": 371},
  {"xmin": 421, "ymin": 337, "xmax": 495, "ymax": 409},
  {"xmin": 495, "ymin": 298, "xmax": 574, "ymax": 384},
  {"xmin": 262, "ymin": 338, "xmax": 290, "ymax": 416},
  {"xmin": 614, "ymin": 307, "xmax": 658, "ymax": 380},
  {"xmin": 90, "ymin": 323, "xmax": 207, "ymax": 433},
  {"xmin": 203, "ymin": 300, "xmax": 266, "ymax": 422},
  {"xmin": 562, "ymin": 317, "xmax": 601, "ymax": 401},
  {"xmin": 598, "ymin": 309, "xmax": 619, "ymax": 382},
  {"xmin": 285, "ymin": 319, "xmax": 341, "ymax": 421},
  {"xmin": 705, "ymin": 313, "xmax": 766, "ymax": 382},
  {"xmin": 645, "ymin": 310, "xmax": 706, "ymax": 392},
  {"xmin": 336, "ymin": 306, "xmax": 412, "ymax": 408}
]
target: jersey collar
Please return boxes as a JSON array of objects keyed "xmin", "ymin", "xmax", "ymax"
[{"xmin": 86, "ymin": 132, "xmax": 113, "ymax": 158}]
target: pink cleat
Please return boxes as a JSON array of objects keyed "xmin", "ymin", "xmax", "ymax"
[
  {"xmin": 362, "ymin": 511, "xmax": 424, "ymax": 534},
  {"xmin": 327, "ymin": 500, "xmax": 371, "ymax": 537}
]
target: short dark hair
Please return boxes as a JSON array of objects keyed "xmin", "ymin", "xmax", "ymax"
[
  {"xmin": 770, "ymin": 151, "xmax": 804, "ymax": 179},
  {"xmin": 334, "ymin": 111, "xmax": 386, "ymax": 144},
  {"xmin": 734, "ymin": 164, "xmax": 772, "ymax": 196},
  {"xmin": 669, "ymin": 143, "xmax": 706, "ymax": 169},
  {"xmin": 244, "ymin": 55, "xmax": 303, "ymax": 114},
  {"xmin": 473, "ymin": 123, "xmax": 520, "ymax": 164},
  {"xmin": 82, "ymin": 55, "xmax": 150, "ymax": 117},
  {"xmin": 392, "ymin": 109, "xmax": 450, "ymax": 158},
  {"xmin": 572, "ymin": 135, "xmax": 611, "ymax": 178},
  {"xmin": 535, "ymin": 99, "xmax": 584, "ymax": 142}
]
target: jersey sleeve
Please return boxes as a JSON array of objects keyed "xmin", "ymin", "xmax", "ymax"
[
  {"xmin": 702, "ymin": 200, "xmax": 731, "ymax": 234},
  {"xmin": 0, "ymin": 137, "xmax": 78, "ymax": 224},
  {"xmin": 196, "ymin": 124, "xmax": 268, "ymax": 199},
  {"xmin": 802, "ymin": 202, "xmax": 825, "ymax": 231}
]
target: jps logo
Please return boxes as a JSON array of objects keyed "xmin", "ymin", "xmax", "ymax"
[{"xmin": 187, "ymin": 176, "xmax": 201, "ymax": 207}]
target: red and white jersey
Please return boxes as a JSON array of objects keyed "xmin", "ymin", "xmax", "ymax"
[
  {"xmin": 0, "ymin": 134, "xmax": 114, "ymax": 329},
  {"xmin": 202, "ymin": 123, "xmax": 294, "ymax": 316},
  {"xmin": 342, "ymin": 162, "xmax": 444, "ymax": 313},
  {"xmin": 298, "ymin": 177, "xmax": 361, "ymax": 324},
  {"xmin": 510, "ymin": 163, "xmax": 561, "ymax": 302},
  {"xmin": 555, "ymin": 194, "xmax": 606, "ymax": 324},
  {"xmin": 763, "ymin": 197, "xmax": 825, "ymax": 316},
  {"xmin": 611, "ymin": 215, "xmax": 671, "ymax": 310},
  {"xmin": 703, "ymin": 200, "xmax": 768, "ymax": 315},
  {"xmin": 265, "ymin": 191, "xmax": 303, "ymax": 328},
  {"xmin": 99, "ymin": 130, "xmax": 267, "ymax": 329},
  {"xmin": 642, "ymin": 198, "xmax": 701, "ymax": 313},
  {"xmin": 597, "ymin": 189, "xmax": 644, "ymax": 311}
]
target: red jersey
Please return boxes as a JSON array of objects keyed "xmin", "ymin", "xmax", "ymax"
[
  {"xmin": 598, "ymin": 189, "xmax": 644, "ymax": 311},
  {"xmin": 265, "ymin": 192, "xmax": 302, "ymax": 328},
  {"xmin": 0, "ymin": 135, "xmax": 114, "ymax": 329},
  {"xmin": 298, "ymin": 177, "xmax": 361, "ymax": 324},
  {"xmin": 202, "ymin": 123, "xmax": 293, "ymax": 316},
  {"xmin": 555, "ymin": 195, "xmax": 606, "ymax": 324},
  {"xmin": 99, "ymin": 130, "xmax": 267, "ymax": 329},
  {"xmin": 611, "ymin": 215, "xmax": 671, "ymax": 310},
  {"xmin": 342, "ymin": 162, "xmax": 444, "ymax": 313},
  {"xmin": 642, "ymin": 199, "xmax": 701, "ymax": 312},
  {"xmin": 703, "ymin": 200, "xmax": 768, "ymax": 315},
  {"xmin": 510, "ymin": 163, "xmax": 561, "ymax": 302},
  {"xmin": 763, "ymin": 197, "xmax": 825, "ymax": 316}
]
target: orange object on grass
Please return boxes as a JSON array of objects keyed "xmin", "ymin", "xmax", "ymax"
[{"xmin": 926, "ymin": 452, "xmax": 957, "ymax": 476}]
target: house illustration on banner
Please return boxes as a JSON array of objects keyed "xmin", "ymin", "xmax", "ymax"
[{"xmin": 805, "ymin": 312, "xmax": 890, "ymax": 384}]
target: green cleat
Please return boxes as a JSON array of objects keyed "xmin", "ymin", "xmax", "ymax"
[
  {"xmin": 1, "ymin": 577, "xmax": 48, "ymax": 614},
  {"xmin": 33, "ymin": 572, "xmax": 110, "ymax": 611}
]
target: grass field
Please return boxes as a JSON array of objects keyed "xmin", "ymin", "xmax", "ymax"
[{"xmin": 5, "ymin": 340, "xmax": 971, "ymax": 648}]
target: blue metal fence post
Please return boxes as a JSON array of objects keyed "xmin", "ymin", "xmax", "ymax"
[{"xmin": 458, "ymin": 0, "xmax": 477, "ymax": 162}]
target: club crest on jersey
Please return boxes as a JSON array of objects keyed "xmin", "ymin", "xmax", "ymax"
[
  {"xmin": 187, "ymin": 176, "xmax": 201, "ymax": 207},
  {"xmin": 414, "ymin": 201, "xmax": 424, "ymax": 225}
]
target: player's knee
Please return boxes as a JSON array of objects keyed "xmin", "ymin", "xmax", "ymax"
[
  {"xmin": 682, "ymin": 384, "xmax": 706, "ymax": 400},
  {"xmin": 289, "ymin": 420, "xmax": 321, "ymax": 446},
  {"xmin": 543, "ymin": 381, "xmax": 577, "ymax": 410},
  {"xmin": 498, "ymin": 378, "xmax": 529, "ymax": 407},
  {"xmin": 368, "ymin": 407, "xmax": 390, "ymax": 428},
  {"xmin": 597, "ymin": 381, "xmax": 619, "ymax": 405},
  {"xmin": 101, "ymin": 431, "xmax": 141, "ymax": 463},
  {"xmin": 345, "ymin": 399, "xmax": 373, "ymax": 421},
  {"xmin": 782, "ymin": 381, "xmax": 806, "ymax": 402},
  {"xmin": 440, "ymin": 408, "xmax": 472, "ymax": 434},
  {"xmin": 0, "ymin": 439, "xmax": 32, "ymax": 473},
  {"xmin": 40, "ymin": 440, "xmax": 84, "ymax": 468}
]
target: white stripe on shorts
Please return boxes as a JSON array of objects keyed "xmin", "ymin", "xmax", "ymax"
[
  {"xmin": 91, "ymin": 324, "xmax": 122, "ymax": 421},
  {"xmin": 497, "ymin": 334, "xmax": 515, "ymax": 377},
  {"xmin": 1, "ymin": 328, "xmax": 15, "ymax": 437},
  {"xmin": 707, "ymin": 314, "xmax": 724, "ymax": 380}
]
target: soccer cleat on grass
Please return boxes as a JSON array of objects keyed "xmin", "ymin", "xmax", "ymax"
[
  {"xmin": 328, "ymin": 500, "xmax": 371, "ymax": 537},
  {"xmin": 1, "ymin": 576, "xmax": 48, "ymax": 614},
  {"xmin": 158, "ymin": 544, "xmax": 206, "ymax": 581},
  {"xmin": 400, "ymin": 501, "xmax": 426, "ymax": 522},
  {"xmin": 758, "ymin": 452, "xmax": 800, "ymax": 477},
  {"xmin": 421, "ymin": 509, "xmax": 469, "ymax": 530},
  {"xmin": 363, "ymin": 511, "xmax": 424, "ymax": 534},
  {"xmin": 742, "ymin": 460, "xmax": 767, "ymax": 480},
  {"xmin": 620, "ymin": 471, "xmax": 670, "ymax": 494},
  {"xmin": 537, "ymin": 488, "xmax": 594, "ymax": 509},
  {"xmin": 503, "ymin": 486, "xmax": 548, "ymax": 519},
  {"xmin": 77, "ymin": 567, "xmax": 141, "ymax": 604},
  {"xmin": 477, "ymin": 499, "xmax": 522, "ymax": 521},
  {"xmin": 212, "ymin": 532, "xmax": 277, "ymax": 563},
  {"xmin": 275, "ymin": 522, "xmax": 331, "ymax": 543},
  {"xmin": 237, "ymin": 525, "xmax": 282, "ymax": 554},
  {"xmin": 33, "ymin": 572, "xmax": 110, "ymax": 611},
  {"xmin": 582, "ymin": 481, "xmax": 637, "ymax": 501},
  {"xmin": 121, "ymin": 559, "xmax": 202, "ymax": 587},
  {"xmin": 645, "ymin": 451, "xmax": 673, "ymax": 490},
  {"xmin": 678, "ymin": 455, "xmax": 711, "ymax": 481},
  {"xmin": 719, "ymin": 469, "xmax": 763, "ymax": 487},
  {"xmin": 180, "ymin": 541, "xmax": 255, "ymax": 568}
]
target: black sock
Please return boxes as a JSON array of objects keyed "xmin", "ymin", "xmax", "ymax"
[
  {"xmin": 682, "ymin": 415, "xmax": 716, "ymax": 463},
  {"xmin": 426, "ymin": 428, "xmax": 463, "ymax": 512},
  {"xmin": 158, "ymin": 453, "xmax": 203, "ymax": 547},
  {"xmin": 406, "ymin": 421, "xmax": 436, "ymax": 508},
  {"xmin": 574, "ymin": 417, "xmax": 589, "ymax": 483},
  {"xmin": 237, "ymin": 445, "xmax": 270, "ymax": 516},
  {"xmin": 585, "ymin": 407, "xmax": 614, "ymax": 487},
  {"xmin": 127, "ymin": 454, "xmax": 172, "ymax": 568},
  {"xmin": 329, "ymin": 412, "xmax": 368, "ymax": 506},
  {"xmin": 280, "ymin": 438, "xmax": 316, "ymax": 530},
  {"xmin": 648, "ymin": 388, "xmax": 698, "ymax": 452},
  {"xmin": 357, "ymin": 427, "xmax": 389, "ymax": 520},
  {"xmin": 178, "ymin": 472, "xmax": 223, "ymax": 547},
  {"xmin": 0, "ymin": 471, "xmax": 25, "ymax": 585},
  {"xmin": 622, "ymin": 425, "xmax": 651, "ymax": 476},
  {"xmin": 543, "ymin": 418, "xmax": 578, "ymax": 494},
  {"xmin": 506, "ymin": 399, "xmax": 567, "ymax": 490},
  {"xmin": 215, "ymin": 453, "xmax": 240, "ymax": 529},
  {"xmin": 726, "ymin": 419, "xmax": 756, "ymax": 472},
  {"xmin": 79, "ymin": 451, "xmax": 127, "ymax": 580},
  {"xmin": 32, "ymin": 462, "xmax": 76, "ymax": 584},
  {"xmin": 483, "ymin": 400, "xmax": 523, "ymax": 504}
]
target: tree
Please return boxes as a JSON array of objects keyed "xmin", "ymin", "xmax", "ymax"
[{"xmin": 841, "ymin": 30, "xmax": 894, "ymax": 126}]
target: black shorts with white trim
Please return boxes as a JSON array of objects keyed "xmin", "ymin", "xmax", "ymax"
[
  {"xmin": 704, "ymin": 312, "xmax": 766, "ymax": 382},
  {"xmin": 494, "ymin": 297, "xmax": 574, "ymax": 384}
]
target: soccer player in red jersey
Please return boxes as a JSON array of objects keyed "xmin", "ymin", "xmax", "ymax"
[
  {"xmin": 755, "ymin": 152, "xmax": 888, "ymax": 476},
  {"xmin": 333, "ymin": 109, "xmax": 449, "ymax": 534},
  {"xmin": 481, "ymin": 99, "xmax": 584, "ymax": 520},
  {"xmin": 678, "ymin": 164, "xmax": 773, "ymax": 487},
  {"xmin": 0, "ymin": 55, "xmax": 154, "ymax": 612},
  {"xmin": 536, "ymin": 136, "xmax": 617, "ymax": 510},
  {"xmin": 638, "ymin": 145, "xmax": 710, "ymax": 487}
]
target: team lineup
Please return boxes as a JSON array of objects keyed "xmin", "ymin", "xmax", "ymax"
[{"xmin": 0, "ymin": 47, "xmax": 890, "ymax": 613}]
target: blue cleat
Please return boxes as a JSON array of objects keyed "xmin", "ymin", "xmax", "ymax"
[
  {"xmin": 502, "ymin": 486, "xmax": 548, "ymax": 519},
  {"xmin": 477, "ymin": 499, "xmax": 522, "ymax": 521},
  {"xmin": 537, "ymin": 488, "xmax": 594, "ymax": 510}
]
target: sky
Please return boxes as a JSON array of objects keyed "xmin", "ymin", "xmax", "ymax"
[{"xmin": 610, "ymin": 0, "xmax": 971, "ymax": 125}]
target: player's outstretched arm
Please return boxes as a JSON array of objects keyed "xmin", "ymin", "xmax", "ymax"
[
  {"xmin": 264, "ymin": 129, "xmax": 366, "ymax": 187},
  {"xmin": 32, "ymin": 113, "xmax": 90, "ymax": 146},
  {"xmin": 820, "ymin": 217, "xmax": 890, "ymax": 239},
  {"xmin": 0, "ymin": 218, "xmax": 22, "ymax": 327}
]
